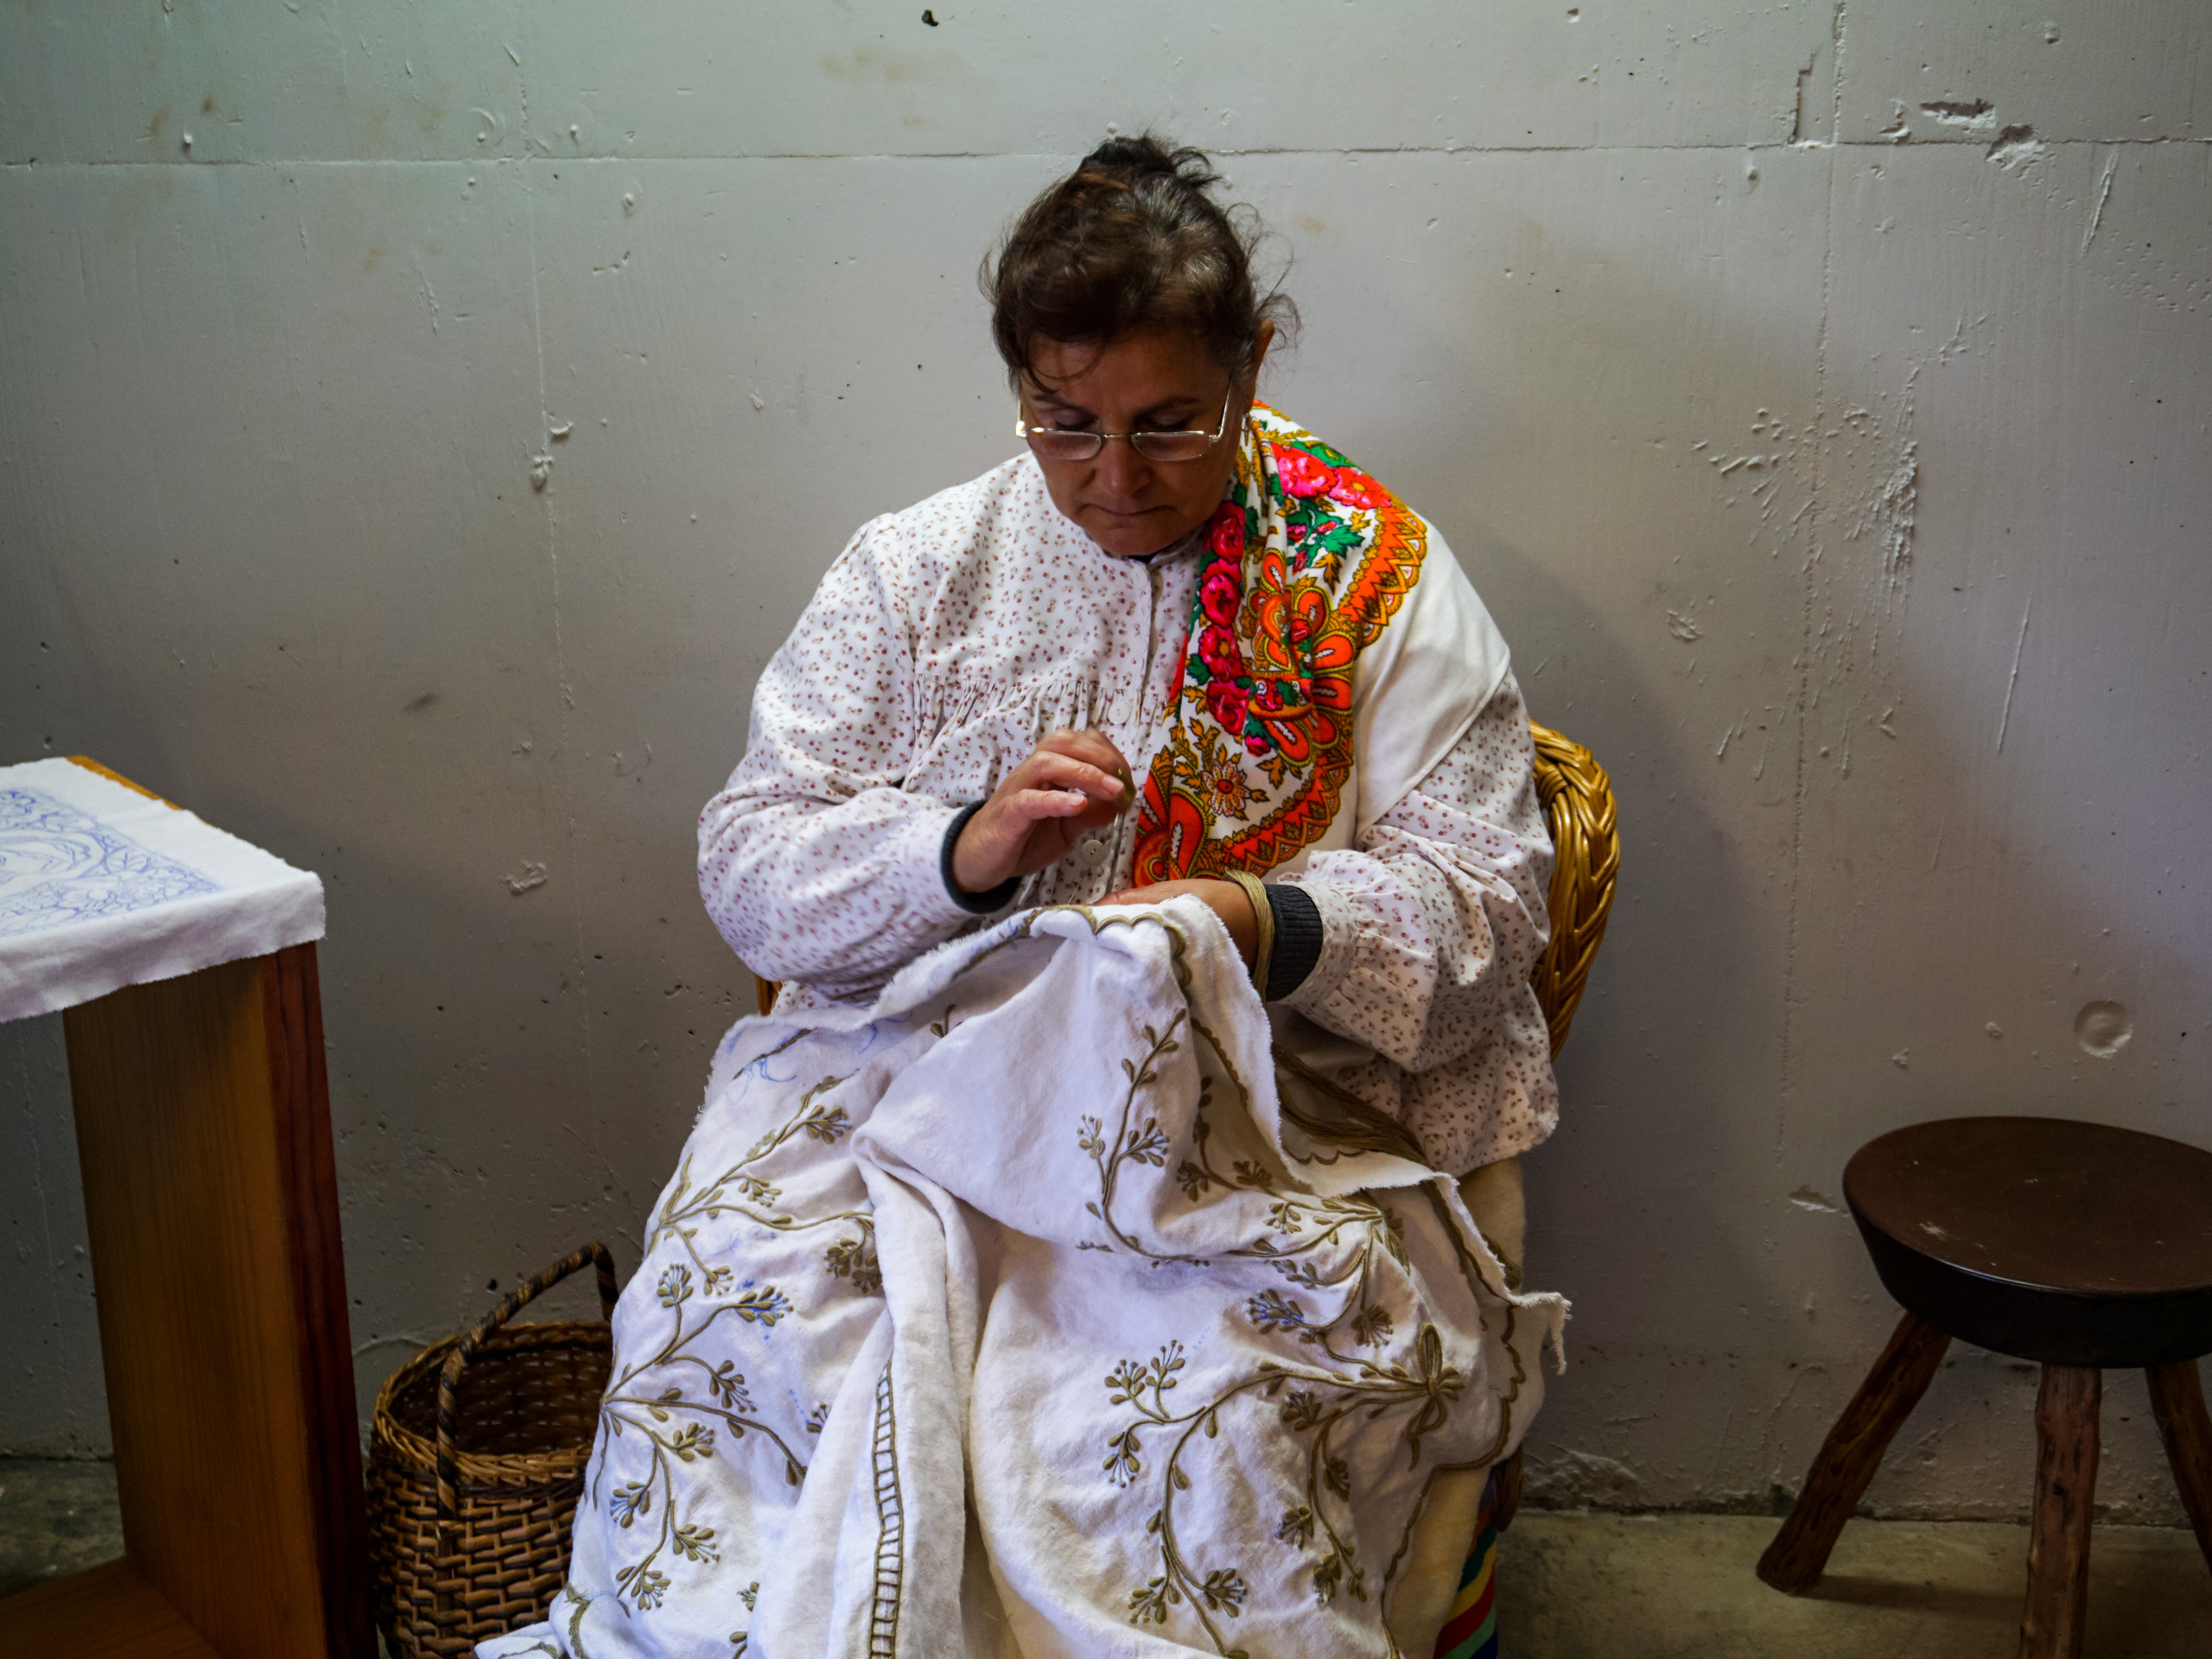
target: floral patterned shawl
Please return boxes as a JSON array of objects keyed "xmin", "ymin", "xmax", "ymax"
[{"xmin": 1132, "ymin": 405, "xmax": 1439, "ymax": 884}]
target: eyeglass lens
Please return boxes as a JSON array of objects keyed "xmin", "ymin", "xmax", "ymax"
[{"xmin": 1026, "ymin": 429, "xmax": 1216, "ymax": 462}]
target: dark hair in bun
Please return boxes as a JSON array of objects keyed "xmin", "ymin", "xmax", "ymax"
[{"xmin": 983, "ymin": 133, "xmax": 1297, "ymax": 384}]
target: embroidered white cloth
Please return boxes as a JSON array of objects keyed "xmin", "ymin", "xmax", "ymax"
[
  {"xmin": 481, "ymin": 897, "xmax": 1561, "ymax": 1659},
  {"xmin": 699, "ymin": 440, "xmax": 1559, "ymax": 1176},
  {"xmin": 0, "ymin": 758, "xmax": 324, "ymax": 1023}
]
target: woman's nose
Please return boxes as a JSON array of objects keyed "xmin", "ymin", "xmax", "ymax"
[{"xmin": 1095, "ymin": 435, "xmax": 1152, "ymax": 499}]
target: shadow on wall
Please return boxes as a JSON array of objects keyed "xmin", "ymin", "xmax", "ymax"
[
  {"xmin": 1348, "ymin": 165, "xmax": 2202, "ymax": 1524},
  {"xmin": 1456, "ymin": 506, "xmax": 1780, "ymax": 1515}
]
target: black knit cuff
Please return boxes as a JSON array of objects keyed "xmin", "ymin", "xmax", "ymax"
[
  {"xmin": 941, "ymin": 802, "xmax": 1020, "ymax": 914},
  {"xmin": 1263, "ymin": 883, "xmax": 1324, "ymax": 1001}
]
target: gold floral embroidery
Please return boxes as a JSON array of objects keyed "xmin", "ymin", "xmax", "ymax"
[
  {"xmin": 652, "ymin": 1072, "xmax": 880, "ymax": 1303},
  {"xmin": 1104, "ymin": 1327, "xmax": 1466, "ymax": 1656},
  {"xmin": 596, "ymin": 1259, "xmax": 805, "ymax": 1611},
  {"xmin": 1065, "ymin": 913, "xmax": 1487, "ymax": 1656},
  {"xmin": 592, "ymin": 1046, "xmax": 880, "ymax": 1612}
]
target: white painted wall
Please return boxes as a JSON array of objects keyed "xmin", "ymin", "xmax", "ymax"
[{"xmin": 3, "ymin": 2, "xmax": 2206, "ymax": 1523}]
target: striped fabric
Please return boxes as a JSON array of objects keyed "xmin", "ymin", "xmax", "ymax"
[{"xmin": 1432, "ymin": 1465, "xmax": 1503, "ymax": 1659}]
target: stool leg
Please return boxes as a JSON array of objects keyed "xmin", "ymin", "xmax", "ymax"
[
  {"xmin": 2146, "ymin": 1359, "xmax": 2212, "ymax": 1576},
  {"xmin": 1758, "ymin": 1311, "xmax": 1952, "ymax": 1593},
  {"xmin": 2018, "ymin": 1363, "xmax": 2101, "ymax": 1659}
]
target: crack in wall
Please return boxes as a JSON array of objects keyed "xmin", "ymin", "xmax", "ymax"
[
  {"xmin": 1778, "ymin": 0, "xmax": 1850, "ymax": 1167},
  {"xmin": 513, "ymin": 14, "xmax": 635, "ymax": 1241},
  {"xmin": 2082, "ymin": 150, "xmax": 2119, "ymax": 251}
]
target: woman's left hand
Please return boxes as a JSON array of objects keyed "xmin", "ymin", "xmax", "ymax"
[{"xmin": 1095, "ymin": 878, "xmax": 1258, "ymax": 969}]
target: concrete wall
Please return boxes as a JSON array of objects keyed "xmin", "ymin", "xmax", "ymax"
[{"xmin": 3, "ymin": 2, "xmax": 2206, "ymax": 1522}]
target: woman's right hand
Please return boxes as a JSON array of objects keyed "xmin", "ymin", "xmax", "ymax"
[{"xmin": 950, "ymin": 728, "xmax": 1135, "ymax": 895}]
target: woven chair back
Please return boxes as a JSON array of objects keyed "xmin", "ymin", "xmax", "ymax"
[{"xmin": 1526, "ymin": 721, "xmax": 1618, "ymax": 1056}]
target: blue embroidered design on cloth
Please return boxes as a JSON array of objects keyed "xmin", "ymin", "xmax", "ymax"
[{"xmin": 0, "ymin": 786, "xmax": 219, "ymax": 938}]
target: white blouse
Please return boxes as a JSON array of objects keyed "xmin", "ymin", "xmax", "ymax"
[{"xmin": 699, "ymin": 450, "xmax": 1559, "ymax": 1174}]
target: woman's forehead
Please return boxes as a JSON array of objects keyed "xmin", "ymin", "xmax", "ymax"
[{"xmin": 1025, "ymin": 326, "xmax": 1221, "ymax": 409}]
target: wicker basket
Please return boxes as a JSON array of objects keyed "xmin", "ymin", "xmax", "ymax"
[{"xmin": 368, "ymin": 1243, "xmax": 619, "ymax": 1657}]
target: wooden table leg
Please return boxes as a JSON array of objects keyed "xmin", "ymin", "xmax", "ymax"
[
  {"xmin": 0, "ymin": 945, "xmax": 373, "ymax": 1659},
  {"xmin": 1758, "ymin": 1311, "xmax": 1953, "ymax": 1594},
  {"xmin": 2147, "ymin": 1358, "xmax": 2212, "ymax": 1577},
  {"xmin": 2019, "ymin": 1363, "xmax": 2101, "ymax": 1659}
]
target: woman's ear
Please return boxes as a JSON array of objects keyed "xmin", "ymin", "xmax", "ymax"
[{"xmin": 1249, "ymin": 320, "xmax": 1278, "ymax": 382}]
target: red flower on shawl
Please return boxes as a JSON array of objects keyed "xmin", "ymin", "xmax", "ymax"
[
  {"xmin": 1197, "ymin": 623, "xmax": 1243, "ymax": 682},
  {"xmin": 1271, "ymin": 444, "xmax": 1335, "ymax": 497},
  {"xmin": 1326, "ymin": 469, "xmax": 1387, "ymax": 511},
  {"xmin": 1198, "ymin": 563, "xmax": 1243, "ymax": 626},
  {"xmin": 1205, "ymin": 507, "xmax": 1246, "ymax": 561},
  {"xmin": 1205, "ymin": 681, "xmax": 1249, "ymax": 734}
]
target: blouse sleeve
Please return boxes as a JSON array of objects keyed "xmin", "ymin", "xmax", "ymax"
[
  {"xmin": 1277, "ymin": 671, "xmax": 1556, "ymax": 1083},
  {"xmin": 696, "ymin": 524, "xmax": 979, "ymax": 997}
]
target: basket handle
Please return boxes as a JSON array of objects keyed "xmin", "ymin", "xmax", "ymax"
[{"xmin": 434, "ymin": 1241, "xmax": 619, "ymax": 1536}]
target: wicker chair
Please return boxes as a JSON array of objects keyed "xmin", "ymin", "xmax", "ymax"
[
  {"xmin": 1524, "ymin": 721, "xmax": 1620, "ymax": 1061},
  {"xmin": 1471, "ymin": 720, "xmax": 1619, "ymax": 1537}
]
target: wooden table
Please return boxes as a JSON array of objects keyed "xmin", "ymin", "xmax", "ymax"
[{"xmin": 0, "ymin": 760, "xmax": 372, "ymax": 1658}]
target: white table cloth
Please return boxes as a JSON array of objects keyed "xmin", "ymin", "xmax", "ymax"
[{"xmin": 0, "ymin": 758, "xmax": 324, "ymax": 1022}]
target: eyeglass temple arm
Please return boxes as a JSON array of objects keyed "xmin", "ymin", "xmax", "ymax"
[{"xmin": 1014, "ymin": 384, "xmax": 1240, "ymax": 442}]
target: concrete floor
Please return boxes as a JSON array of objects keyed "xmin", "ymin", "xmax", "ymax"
[
  {"xmin": 3, "ymin": 1459, "xmax": 2207, "ymax": 1653},
  {"xmin": 0, "ymin": 1459, "xmax": 126, "ymax": 1600},
  {"xmin": 1501, "ymin": 1511, "xmax": 2212, "ymax": 1657}
]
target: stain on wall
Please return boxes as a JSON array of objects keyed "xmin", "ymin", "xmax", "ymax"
[{"xmin": 2, "ymin": 2, "xmax": 2206, "ymax": 1523}]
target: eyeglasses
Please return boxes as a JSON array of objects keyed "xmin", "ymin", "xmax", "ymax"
[{"xmin": 1016, "ymin": 385, "xmax": 1236, "ymax": 463}]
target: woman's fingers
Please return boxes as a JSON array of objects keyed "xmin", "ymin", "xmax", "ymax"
[
  {"xmin": 1019, "ymin": 750, "xmax": 1128, "ymax": 808},
  {"xmin": 1009, "ymin": 786, "xmax": 1093, "ymax": 818},
  {"xmin": 1093, "ymin": 879, "xmax": 1258, "ymax": 966},
  {"xmin": 950, "ymin": 728, "xmax": 1140, "ymax": 894},
  {"xmin": 1037, "ymin": 726, "xmax": 1134, "ymax": 781},
  {"xmin": 1096, "ymin": 882, "xmax": 1164, "ymax": 906}
]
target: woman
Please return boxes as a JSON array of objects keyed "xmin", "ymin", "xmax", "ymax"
[
  {"xmin": 492, "ymin": 137, "xmax": 1559, "ymax": 1659},
  {"xmin": 703, "ymin": 137, "xmax": 1556, "ymax": 1183}
]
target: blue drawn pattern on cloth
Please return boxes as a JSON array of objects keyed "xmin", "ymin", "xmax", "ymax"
[{"xmin": 0, "ymin": 786, "xmax": 219, "ymax": 938}]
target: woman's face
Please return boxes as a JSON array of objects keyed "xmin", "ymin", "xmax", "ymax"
[{"xmin": 1021, "ymin": 321, "xmax": 1272, "ymax": 558}]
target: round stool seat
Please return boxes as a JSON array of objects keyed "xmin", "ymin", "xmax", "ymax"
[{"xmin": 1845, "ymin": 1116, "xmax": 2212, "ymax": 1369}]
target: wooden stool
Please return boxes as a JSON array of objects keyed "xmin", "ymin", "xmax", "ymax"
[{"xmin": 1758, "ymin": 1116, "xmax": 2212, "ymax": 1659}]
